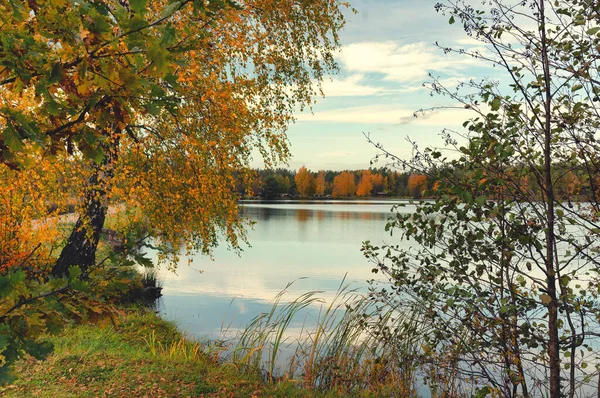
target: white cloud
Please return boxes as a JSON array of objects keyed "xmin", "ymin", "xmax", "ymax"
[
  {"xmin": 320, "ymin": 74, "xmax": 385, "ymax": 97},
  {"xmin": 296, "ymin": 104, "xmax": 472, "ymax": 126},
  {"xmin": 454, "ymin": 37, "xmax": 483, "ymax": 46},
  {"xmin": 318, "ymin": 74, "xmax": 425, "ymax": 97},
  {"xmin": 338, "ymin": 41, "xmax": 480, "ymax": 83}
]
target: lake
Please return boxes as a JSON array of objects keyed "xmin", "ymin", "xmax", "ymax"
[{"xmin": 149, "ymin": 200, "xmax": 413, "ymax": 341}]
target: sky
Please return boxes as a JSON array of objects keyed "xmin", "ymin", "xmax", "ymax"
[{"xmin": 277, "ymin": 0, "xmax": 498, "ymax": 171}]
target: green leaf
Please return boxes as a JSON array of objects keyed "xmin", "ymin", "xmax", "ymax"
[
  {"xmin": 147, "ymin": 43, "xmax": 170, "ymax": 76},
  {"xmin": 161, "ymin": 1, "xmax": 181, "ymax": 18},
  {"xmin": 48, "ymin": 63, "xmax": 63, "ymax": 85},
  {"xmin": 571, "ymin": 84, "xmax": 583, "ymax": 92},
  {"xmin": 22, "ymin": 340, "xmax": 53, "ymax": 360},
  {"xmin": 129, "ymin": 0, "xmax": 148, "ymax": 14},
  {"xmin": 449, "ymin": 16, "xmax": 455, "ymax": 24},
  {"xmin": 490, "ymin": 96, "xmax": 501, "ymax": 111},
  {"xmin": 46, "ymin": 100, "xmax": 61, "ymax": 116},
  {"xmin": 2, "ymin": 126, "xmax": 24, "ymax": 152},
  {"xmin": 131, "ymin": 252, "xmax": 154, "ymax": 268},
  {"xmin": 0, "ymin": 365, "xmax": 17, "ymax": 386},
  {"xmin": 78, "ymin": 142, "xmax": 105, "ymax": 164},
  {"xmin": 474, "ymin": 386, "xmax": 491, "ymax": 398},
  {"xmin": 68, "ymin": 265, "xmax": 82, "ymax": 280},
  {"xmin": 587, "ymin": 27, "xmax": 600, "ymax": 35}
]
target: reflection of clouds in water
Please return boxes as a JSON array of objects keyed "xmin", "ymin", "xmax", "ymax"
[
  {"xmin": 155, "ymin": 201, "xmax": 407, "ymax": 339},
  {"xmin": 159, "ymin": 261, "xmax": 369, "ymax": 308}
]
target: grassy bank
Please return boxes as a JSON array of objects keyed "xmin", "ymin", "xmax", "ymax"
[
  {"xmin": 0, "ymin": 308, "xmax": 322, "ymax": 397},
  {"xmin": 0, "ymin": 287, "xmax": 432, "ymax": 397}
]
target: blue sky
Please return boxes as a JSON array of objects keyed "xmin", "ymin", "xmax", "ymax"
[{"xmin": 278, "ymin": 0, "xmax": 497, "ymax": 171}]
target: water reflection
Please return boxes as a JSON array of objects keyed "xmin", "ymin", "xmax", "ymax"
[
  {"xmin": 296, "ymin": 208, "xmax": 309, "ymax": 222},
  {"xmin": 155, "ymin": 200, "xmax": 411, "ymax": 339}
]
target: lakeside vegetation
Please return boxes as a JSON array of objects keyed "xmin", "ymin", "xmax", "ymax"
[
  {"xmin": 0, "ymin": 285, "xmax": 445, "ymax": 398},
  {"xmin": 0, "ymin": 0, "xmax": 349, "ymax": 389},
  {"xmin": 247, "ymin": 162, "xmax": 587, "ymax": 201},
  {"xmin": 0, "ymin": 309, "xmax": 315, "ymax": 398},
  {"xmin": 3, "ymin": 0, "xmax": 600, "ymax": 396},
  {"xmin": 247, "ymin": 167, "xmax": 430, "ymax": 199}
]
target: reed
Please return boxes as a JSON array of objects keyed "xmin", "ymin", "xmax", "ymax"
[
  {"xmin": 143, "ymin": 329, "xmax": 204, "ymax": 361},
  {"xmin": 225, "ymin": 278, "xmax": 428, "ymax": 396}
]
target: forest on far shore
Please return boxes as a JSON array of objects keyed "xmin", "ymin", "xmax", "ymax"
[
  {"xmin": 250, "ymin": 163, "xmax": 583, "ymax": 201},
  {"xmin": 249, "ymin": 166, "xmax": 429, "ymax": 199}
]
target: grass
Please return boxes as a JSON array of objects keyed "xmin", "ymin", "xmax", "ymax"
[
  {"xmin": 226, "ymin": 279, "xmax": 428, "ymax": 397},
  {"xmin": 0, "ymin": 308, "xmax": 323, "ymax": 397},
  {"xmin": 0, "ymin": 281, "xmax": 432, "ymax": 397}
]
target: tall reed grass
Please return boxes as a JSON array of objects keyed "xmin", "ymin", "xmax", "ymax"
[
  {"xmin": 224, "ymin": 278, "xmax": 428, "ymax": 396},
  {"xmin": 143, "ymin": 329, "xmax": 204, "ymax": 361}
]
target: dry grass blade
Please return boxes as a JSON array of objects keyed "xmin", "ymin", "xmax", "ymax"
[{"xmin": 225, "ymin": 277, "xmax": 428, "ymax": 396}]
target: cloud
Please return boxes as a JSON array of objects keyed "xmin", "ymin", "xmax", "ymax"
[
  {"xmin": 317, "ymin": 74, "xmax": 424, "ymax": 97},
  {"xmin": 296, "ymin": 104, "xmax": 472, "ymax": 126},
  {"xmin": 338, "ymin": 41, "xmax": 480, "ymax": 83},
  {"xmin": 320, "ymin": 74, "xmax": 386, "ymax": 97}
]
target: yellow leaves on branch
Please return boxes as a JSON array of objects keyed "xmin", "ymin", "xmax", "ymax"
[
  {"xmin": 0, "ymin": 0, "xmax": 348, "ymax": 267},
  {"xmin": 0, "ymin": 150, "xmax": 78, "ymax": 273}
]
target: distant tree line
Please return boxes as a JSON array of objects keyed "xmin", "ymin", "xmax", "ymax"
[
  {"xmin": 243, "ymin": 161, "xmax": 592, "ymax": 201},
  {"xmin": 242, "ymin": 167, "xmax": 432, "ymax": 199}
]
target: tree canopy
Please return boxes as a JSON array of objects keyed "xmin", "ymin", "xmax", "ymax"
[
  {"xmin": 0, "ymin": 0, "xmax": 349, "ymax": 382},
  {"xmin": 0, "ymin": 0, "xmax": 348, "ymax": 269}
]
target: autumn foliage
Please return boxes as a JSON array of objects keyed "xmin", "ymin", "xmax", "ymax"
[
  {"xmin": 0, "ymin": 0, "xmax": 348, "ymax": 381},
  {"xmin": 0, "ymin": 0, "xmax": 348, "ymax": 269},
  {"xmin": 295, "ymin": 166, "xmax": 316, "ymax": 197},
  {"xmin": 407, "ymin": 174, "xmax": 427, "ymax": 198},
  {"xmin": 356, "ymin": 170, "xmax": 374, "ymax": 197},
  {"xmin": 332, "ymin": 172, "xmax": 356, "ymax": 198},
  {"xmin": 315, "ymin": 171, "xmax": 327, "ymax": 196}
]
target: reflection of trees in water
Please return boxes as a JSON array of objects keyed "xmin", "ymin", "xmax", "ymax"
[
  {"xmin": 358, "ymin": 212, "xmax": 375, "ymax": 221},
  {"xmin": 296, "ymin": 209, "xmax": 310, "ymax": 222},
  {"xmin": 337, "ymin": 211, "xmax": 388, "ymax": 222},
  {"xmin": 243, "ymin": 207, "xmax": 276, "ymax": 221},
  {"xmin": 245, "ymin": 206, "xmax": 390, "ymax": 224},
  {"xmin": 337, "ymin": 211, "xmax": 352, "ymax": 220}
]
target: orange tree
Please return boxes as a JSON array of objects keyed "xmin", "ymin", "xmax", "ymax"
[
  {"xmin": 356, "ymin": 170, "xmax": 373, "ymax": 197},
  {"xmin": 0, "ymin": 0, "xmax": 347, "ymax": 269},
  {"xmin": 295, "ymin": 166, "xmax": 316, "ymax": 197},
  {"xmin": 407, "ymin": 174, "xmax": 427, "ymax": 198},
  {"xmin": 315, "ymin": 170, "xmax": 327, "ymax": 196},
  {"xmin": 0, "ymin": 0, "xmax": 348, "ymax": 381},
  {"xmin": 332, "ymin": 171, "xmax": 356, "ymax": 197}
]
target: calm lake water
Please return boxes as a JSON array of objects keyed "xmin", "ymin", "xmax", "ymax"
[{"xmin": 150, "ymin": 200, "xmax": 414, "ymax": 340}]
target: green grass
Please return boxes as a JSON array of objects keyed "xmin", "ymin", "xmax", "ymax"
[
  {"xmin": 0, "ymin": 308, "xmax": 325, "ymax": 397},
  {"xmin": 0, "ymin": 282, "xmax": 431, "ymax": 397}
]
